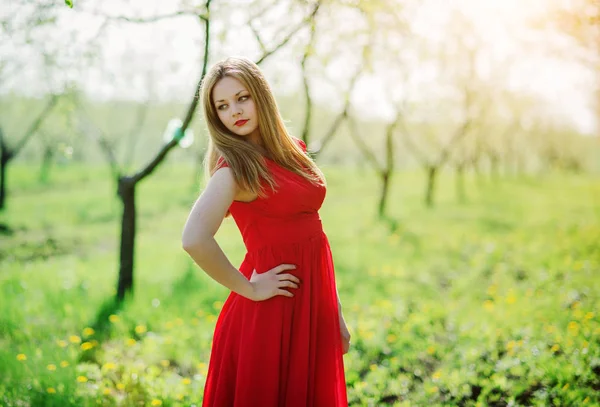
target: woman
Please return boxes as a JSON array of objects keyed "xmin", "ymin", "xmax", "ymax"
[{"xmin": 182, "ymin": 56, "xmax": 350, "ymax": 407}]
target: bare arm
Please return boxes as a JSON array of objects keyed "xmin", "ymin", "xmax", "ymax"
[{"xmin": 182, "ymin": 167, "xmax": 254, "ymax": 299}]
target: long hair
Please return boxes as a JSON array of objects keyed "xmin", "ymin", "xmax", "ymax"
[{"xmin": 200, "ymin": 56, "xmax": 325, "ymax": 197}]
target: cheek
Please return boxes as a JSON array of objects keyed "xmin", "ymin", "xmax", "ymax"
[{"xmin": 216, "ymin": 110, "xmax": 230, "ymax": 126}]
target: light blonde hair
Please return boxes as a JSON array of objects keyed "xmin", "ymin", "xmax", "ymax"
[{"xmin": 200, "ymin": 56, "xmax": 325, "ymax": 197}]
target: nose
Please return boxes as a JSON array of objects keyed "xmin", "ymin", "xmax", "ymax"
[{"xmin": 232, "ymin": 104, "xmax": 243, "ymax": 117}]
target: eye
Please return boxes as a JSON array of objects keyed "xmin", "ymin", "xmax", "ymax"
[
  {"xmin": 217, "ymin": 104, "xmax": 227, "ymax": 111},
  {"xmin": 239, "ymin": 95, "xmax": 249, "ymax": 102}
]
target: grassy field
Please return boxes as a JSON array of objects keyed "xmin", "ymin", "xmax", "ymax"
[{"xmin": 1, "ymin": 162, "xmax": 599, "ymax": 406}]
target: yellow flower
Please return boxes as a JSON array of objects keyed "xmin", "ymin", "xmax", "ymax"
[
  {"xmin": 206, "ymin": 315, "xmax": 217, "ymax": 323},
  {"xmin": 175, "ymin": 318, "xmax": 184, "ymax": 326},
  {"xmin": 47, "ymin": 364, "xmax": 57, "ymax": 371},
  {"xmin": 57, "ymin": 340, "xmax": 68, "ymax": 348},
  {"xmin": 116, "ymin": 383, "xmax": 125, "ymax": 390},
  {"xmin": 103, "ymin": 388, "xmax": 111, "ymax": 395},
  {"xmin": 426, "ymin": 346, "xmax": 435, "ymax": 355},
  {"xmin": 551, "ymin": 344, "xmax": 560, "ymax": 352},
  {"xmin": 83, "ymin": 327, "xmax": 95, "ymax": 336},
  {"xmin": 176, "ymin": 394, "xmax": 184, "ymax": 400},
  {"xmin": 197, "ymin": 362, "xmax": 207, "ymax": 370},
  {"xmin": 583, "ymin": 340, "xmax": 589, "ymax": 349},
  {"xmin": 81, "ymin": 342, "xmax": 93, "ymax": 351},
  {"xmin": 47, "ymin": 387, "xmax": 56, "ymax": 394},
  {"xmin": 126, "ymin": 338, "xmax": 136, "ymax": 346},
  {"xmin": 76, "ymin": 376, "xmax": 88, "ymax": 383},
  {"xmin": 483, "ymin": 300, "xmax": 494, "ymax": 311},
  {"xmin": 109, "ymin": 314, "xmax": 120, "ymax": 323},
  {"xmin": 151, "ymin": 400, "xmax": 162, "ymax": 406},
  {"xmin": 69, "ymin": 335, "xmax": 81, "ymax": 344},
  {"xmin": 427, "ymin": 386, "xmax": 439, "ymax": 394},
  {"xmin": 213, "ymin": 301, "xmax": 224, "ymax": 311},
  {"xmin": 16, "ymin": 354, "xmax": 27, "ymax": 361},
  {"xmin": 584, "ymin": 312, "xmax": 594, "ymax": 320},
  {"xmin": 432, "ymin": 370, "xmax": 442, "ymax": 380},
  {"xmin": 135, "ymin": 325, "xmax": 147, "ymax": 335},
  {"xmin": 60, "ymin": 360, "xmax": 70, "ymax": 368},
  {"xmin": 182, "ymin": 378, "xmax": 191, "ymax": 385},
  {"xmin": 160, "ymin": 360, "xmax": 170, "ymax": 367},
  {"xmin": 386, "ymin": 334, "xmax": 397, "ymax": 343},
  {"xmin": 583, "ymin": 396, "xmax": 590, "ymax": 403},
  {"xmin": 369, "ymin": 364, "xmax": 377, "ymax": 371},
  {"xmin": 505, "ymin": 292, "xmax": 516, "ymax": 305},
  {"xmin": 562, "ymin": 383, "xmax": 570, "ymax": 390},
  {"xmin": 102, "ymin": 362, "xmax": 116, "ymax": 370}
]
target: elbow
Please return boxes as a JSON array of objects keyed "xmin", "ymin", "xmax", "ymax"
[{"xmin": 181, "ymin": 233, "xmax": 210, "ymax": 254}]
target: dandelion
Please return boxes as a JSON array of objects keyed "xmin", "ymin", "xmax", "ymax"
[
  {"xmin": 16, "ymin": 354, "xmax": 27, "ymax": 361},
  {"xmin": 47, "ymin": 364, "xmax": 57, "ymax": 371},
  {"xmin": 213, "ymin": 301, "xmax": 224, "ymax": 311},
  {"xmin": 432, "ymin": 371, "xmax": 442, "ymax": 380},
  {"xmin": 160, "ymin": 360, "xmax": 170, "ymax": 368},
  {"xmin": 386, "ymin": 334, "xmax": 397, "ymax": 344},
  {"xmin": 81, "ymin": 342, "xmax": 93, "ymax": 351},
  {"xmin": 57, "ymin": 340, "xmax": 68, "ymax": 348},
  {"xmin": 582, "ymin": 340, "xmax": 589, "ymax": 349},
  {"xmin": 69, "ymin": 335, "xmax": 81, "ymax": 344},
  {"xmin": 505, "ymin": 291, "xmax": 516, "ymax": 305},
  {"xmin": 47, "ymin": 387, "xmax": 56, "ymax": 394},
  {"xmin": 551, "ymin": 344, "xmax": 560, "ymax": 352},
  {"xmin": 76, "ymin": 376, "xmax": 88, "ymax": 383},
  {"xmin": 584, "ymin": 312, "xmax": 594, "ymax": 320},
  {"xmin": 82, "ymin": 327, "xmax": 95, "ymax": 336},
  {"xmin": 151, "ymin": 400, "xmax": 162, "ymax": 406},
  {"xmin": 206, "ymin": 315, "xmax": 217, "ymax": 323},
  {"xmin": 427, "ymin": 386, "xmax": 439, "ymax": 394},
  {"xmin": 60, "ymin": 360, "xmax": 69, "ymax": 368},
  {"xmin": 103, "ymin": 388, "xmax": 111, "ymax": 395},
  {"xmin": 109, "ymin": 314, "xmax": 120, "ymax": 323},
  {"xmin": 102, "ymin": 362, "xmax": 116, "ymax": 370},
  {"xmin": 182, "ymin": 378, "xmax": 192, "ymax": 385},
  {"xmin": 483, "ymin": 300, "xmax": 494, "ymax": 311},
  {"xmin": 369, "ymin": 364, "xmax": 377, "ymax": 372},
  {"xmin": 176, "ymin": 394, "xmax": 184, "ymax": 400},
  {"xmin": 116, "ymin": 383, "xmax": 125, "ymax": 390},
  {"xmin": 135, "ymin": 325, "xmax": 147, "ymax": 335},
  {"xmin": 568, "ymin": 321, "xmax": 579, "ymax": 336},
  {"xmin": 126, "ymin": 338, "xmax": 136, "ymax": 346}
]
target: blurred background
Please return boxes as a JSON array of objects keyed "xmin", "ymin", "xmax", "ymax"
[{"xmin": 1, "ymin": 0, "xmax": 599, "ymax": 406}]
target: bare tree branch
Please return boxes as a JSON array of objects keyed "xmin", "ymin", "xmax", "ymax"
[
  {"xmin": 300, "ymin": 11, "xmax": 319, "ymax": 144},
  {"xmin": 255, "ymin": 2, "xmax": 320, "ymax": 65},
  {"xmin": 131, "ymin": 0, "xmax": 213, "ymax": 184},
  {"xmin": 85, "ymin": 10, "xmax": 202, "ymax": 24},
  {"xmin": 347, "ymin": 115, "xmax": 383, "ymax": 173},
  {"xmin": 13, "ymin": 94, "xmax": 59, "ymax": 156}
]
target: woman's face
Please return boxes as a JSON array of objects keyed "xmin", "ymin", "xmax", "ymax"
[{"xmin": 212, "ymin": 76, "xmax": 260, "ymax": 140}]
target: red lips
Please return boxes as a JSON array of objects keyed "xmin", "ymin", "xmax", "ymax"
[{"xmin": 235, "ymin": 119, "xmax": 249, "ymax": 126}]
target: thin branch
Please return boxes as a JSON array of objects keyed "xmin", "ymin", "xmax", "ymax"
[
  {"xmin": 300, "ymin": 12, "xmax": 319, "ymax": 144},
  {"xmin": 131, "ymin": 0, "xmax": 213, "ymax": 184},
  {"xmin": 13, "ymin": 94, "xmax": 59, "ymax": 156},
  {"xmin": 347, "ymin": 115, "xmax": 383, "ymax": 173},
  {"xmin": 86, "ymin": 10, "xmax": 201, "ymax": 24},
  {"xmin": 255, "ymin": 2, "xmax": 320, "ymax": 65}
]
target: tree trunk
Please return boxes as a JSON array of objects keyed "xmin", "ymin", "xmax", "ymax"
[
  {"xmin": 117, "ymin": 177, "xmax": 136, "ymax": 302},
  {"xmin": 456, "ymin": 163, "xmax": 466, "ymax": 203},
  {"xmin": 39, "ymin": 146, "xmax": 54, "ymax": 184},
  {"xmin": 378, "ymin": 171, "xmax": 391, "ymax": 219},
  {"xmin": 0, "ymin": 152, "xmax": 10, "ymax": 211},
  {"xmin": 425, "ymin": 165, "xmax": 438, "ymax": 207}
]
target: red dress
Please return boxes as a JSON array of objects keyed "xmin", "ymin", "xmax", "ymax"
[{"xmin": 202, "ymin": 139, "xmax": 348, "ymax": 407}]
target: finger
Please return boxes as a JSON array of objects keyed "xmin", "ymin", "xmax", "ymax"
[
  {"xmin": 278, "ymin": 273, "xmax": 301, "ymax": 284},
  {"xmin": 274, "ymin": 264, "xmax": 296, "ymax": 273},
  {"xmin": 277, "ymin": 289, "xmax": 294, "ymax": 297},
  {"xmin": 279, "ymin": 281, "xmax": 299, "ymax": 289}
]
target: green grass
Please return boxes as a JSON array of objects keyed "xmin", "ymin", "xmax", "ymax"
[{"xmin": 1, "ymin": 163, "xmax": 599, "ymax": 406}]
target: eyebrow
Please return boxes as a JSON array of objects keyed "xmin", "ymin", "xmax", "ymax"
[{"xmin": 215, "ymin": 90, "xmax": 246, "ymax": 103}]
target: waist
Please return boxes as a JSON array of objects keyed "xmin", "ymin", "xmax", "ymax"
[{"xmin": 242, "ymin": 213, "xmax": 323, "ymax": 252}]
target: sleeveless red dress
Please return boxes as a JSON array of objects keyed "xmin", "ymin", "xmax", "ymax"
[{"xmin": 202, "ymin": 138, "xmax": 348, "ymax": 407}]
